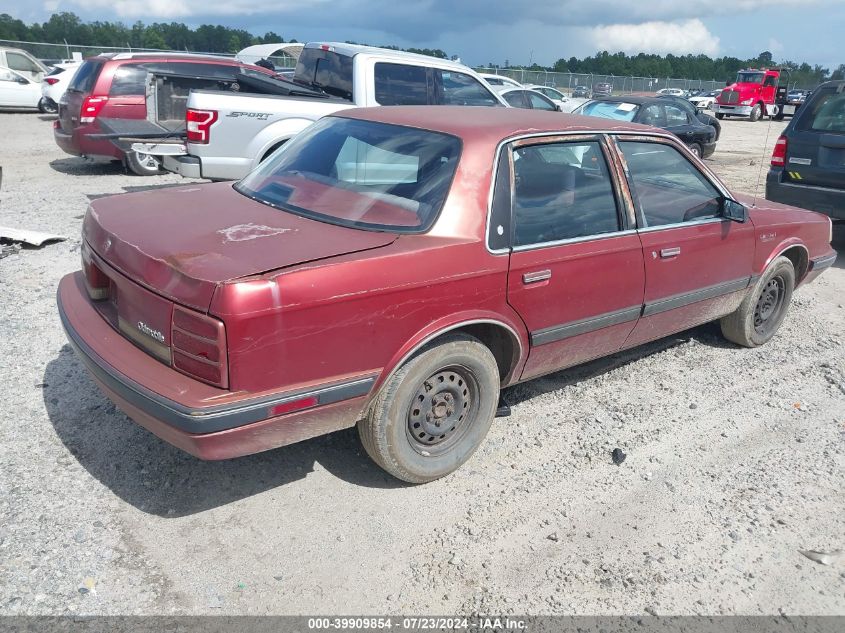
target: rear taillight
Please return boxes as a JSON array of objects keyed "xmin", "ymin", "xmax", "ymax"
[
  {"xmin": 80, "ymin": 95, "xmax": 108, "ymax": 123},
  {"xmin": 186, "ymin": 108, "xmax": 218, "ymax": 144},
  {"xmin": 44, "ymin": 77, "xmax": 60, "ymax": 85},
  {"xmin": 81, "ymin": 242, "xmax": 109, "ymax": 300},
  {"xmin": 171, "ymin": 306, "xmax": 228, "ymax": 388},
  {"xmin": 771, "ymin": 135, "xmax": 788, "ymax": 167}
]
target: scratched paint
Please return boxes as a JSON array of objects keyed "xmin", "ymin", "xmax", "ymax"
[{"xmin": 217, "ymin": 223, "xmax": 296, "ymax": 243}]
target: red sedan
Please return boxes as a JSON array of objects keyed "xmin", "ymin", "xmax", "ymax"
[{"xmin": 57, "ymin": 106, "xmax": 837, "ymax": 483}]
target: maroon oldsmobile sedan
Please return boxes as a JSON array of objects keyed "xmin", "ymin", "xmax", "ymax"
[{"xmin": 57, "ymin": 106, "xmax": 837, "ymax": 483}]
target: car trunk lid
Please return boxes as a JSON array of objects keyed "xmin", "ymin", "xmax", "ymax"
[{"xmin": 83, "ymin": 182, "xmax": 399, "ymax": 311}]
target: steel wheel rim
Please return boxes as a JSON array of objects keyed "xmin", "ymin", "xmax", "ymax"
[
  {"xmin": 406, "ymin": 365, "xmax": 479, "ymax": 457},
  {"xmin": 753, "ymin": 275, "xmax": 785, "ymax": 336}
]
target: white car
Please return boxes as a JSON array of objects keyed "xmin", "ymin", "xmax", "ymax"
[
  {"xmin": 494, "ymin": 86, "xmax": 561, "ymax": 111},
  {"xmin": 40, "ymin": 62, "xmax": 80, "ymax": 114},
  {"xmin": 479, "ymin": 73, "xmax": 523, "ymax": 89},
  {"xmin": 688, "ymin": 89, "xmax": 721, "ymax": 111},
  {"xmin": 0, "ymin": 66, "xmax": 41, "ymax": 109},
  {"xmin": 656, "ymin": 88, "xmax": 686, "ymax": 97},
  {"xmin": 524, "ymin": 84, "xmax": 569, "ymax": 104}
]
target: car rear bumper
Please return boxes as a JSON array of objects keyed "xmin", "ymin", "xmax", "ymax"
[
  {"xmin": 57, "ymin": 272, "xmax": 374, "ymax": 460},
  {"xmin": 766, "ymin": 169, "xmax": 845, "ymax": 220},
  {"xmin": 163, "ymin": 154, "xmax": 202, "ymax": 179},
  {"xmin": 54, "ymin": 124, "xmax": 124, "ymax": 160},
  {"xmin": 713, "ymin": 104, "xmax": 753, "ymax": 116},
  {"xmin": 701, "ymin": 141, "xmax": 717, "ymax": 158}
]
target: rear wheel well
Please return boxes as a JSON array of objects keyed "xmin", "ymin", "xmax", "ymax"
[
  {"xmin": 428, "ymin": 323, "xmax": 520, "ymax": 384},
  {"xmin": 778, "ymin": 246, "xmax": 809, "ymax": 283},
  {"xmin": 261, "ymin": 139, "xmax": 288, "ymax": 163}
]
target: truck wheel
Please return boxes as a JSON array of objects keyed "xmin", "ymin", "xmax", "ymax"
[
  {"xmin": 126, "ymin": 151, "xmax": 165, "ymax": 176},
  {"xmin": 720, "ymin": 256, "xmax": 795, "ymax": 347},
  {"xmin": 749, "ymin": 104, "xmax": 763, "ymax": 122},
  {"xmin": 773, "ymin": 105, "xmax": 785, "ymax": 121},
  {"xmin": 715, "ymin": 113, "xmax": 724, "ymax": 120},
  {"xmin": 359, "ymin": 334, "xmax": 500, "ymax": 483}
]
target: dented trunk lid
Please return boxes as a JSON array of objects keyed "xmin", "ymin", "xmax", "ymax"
[{"xmin": 83, "ymin": 181, "xmax": 398, "ymax": 310}]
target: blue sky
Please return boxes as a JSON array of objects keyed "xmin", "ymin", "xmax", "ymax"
[{"xmin": 2, "ymin": 0, "xmax": 842, "ymax": 70}]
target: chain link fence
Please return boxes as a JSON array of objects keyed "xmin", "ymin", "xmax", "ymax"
[{"xmin": 475, "ymin": 67, "xmax": 725, "ymax": 95}]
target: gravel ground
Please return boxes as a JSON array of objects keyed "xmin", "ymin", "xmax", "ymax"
[{"xmin": 1, "ymin": 111, "xmax": 843, "ymax": 617}]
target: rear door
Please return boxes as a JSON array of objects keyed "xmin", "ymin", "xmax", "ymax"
[
  {"xmin": 613, "ymin": 137, "xmax": 755, "ymax": 347},
  {"xmin": 504, "ymin": 136, "xmax": 645, "ymax": 381},
  {"xmin": 59, "ymin": 59, "xmax": 104, "ymax": 130},
  {"xmin": 784, "ymin": 84, "xmax": 845, "ymax": 190}
]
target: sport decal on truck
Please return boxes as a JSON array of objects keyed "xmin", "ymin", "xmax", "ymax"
[{"xmin": 226, "ymin": 111, "xmax": 272, "ymax": 120}]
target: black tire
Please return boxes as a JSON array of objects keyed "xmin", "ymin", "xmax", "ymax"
[
  {"xmin": 715, "ymin": 113, "xmax": 724, "ymax": 120},
  {"xmin": 749, "ymin": 103, "xmax": 762, "ymax": 122},
  {"xmin": 687, "ymin": 142, "xmax": 703, "ymax": 158},
  {"xmin": 125, "ymin": 151, "xmax": 164, "ymax": 176},
  {"xmin": 773, "ymin": 105, "xmax": 785, "ymax": 121},
  {"xmin": 38, "ymin": 97, "xmax": 57, "ymax": 114},
  {"xmin": 720, "ymin": 256, "xmax": 795, "ymax": 347},
  {"xmin": 359, "ymin": 334, "xmax": 499, "ymax": 483}
]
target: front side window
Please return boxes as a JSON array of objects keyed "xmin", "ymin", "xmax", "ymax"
[
  {"xmin": 512, "ymin": 141, "xmax": 620, "ymax": 246},
  {"xmin": 374, "ymin": 63, "xmax": 428, "ymax": 105},
  {"xmin": 235, "ymin": 117, "xmax": 461, "ymax": 233},
  {"xmin": 618, "ymin": 141, "xmax": 722, "ymax": 228},
  {"xmin": 6, "ymin": 52, "xmax": 41, "ymax": 73},
  {"xmin": 436, "ymin": 70, "xmax": 499, "ymax": 106}
]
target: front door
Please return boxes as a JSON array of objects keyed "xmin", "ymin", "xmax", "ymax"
[
  {"xmin": 504, "ymin": 137, "xmax": 646, "ymax": 381},
  {"xmin": 613, "ymin": 138, "xmax": 755, "ymax": 347}
]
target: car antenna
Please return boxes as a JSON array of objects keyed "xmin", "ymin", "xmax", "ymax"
[{"xmin": 751, "ymin": 69, "xmax": 782, "ymax": 208}]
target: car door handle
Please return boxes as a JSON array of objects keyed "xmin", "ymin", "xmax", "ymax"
[
  {"xmin": 660, "ymin": 247, "xmax": 681, "ymax": 258},
  {"xmin": 523, "ymin": 270, "xmax": 551, "ymax": 284}
]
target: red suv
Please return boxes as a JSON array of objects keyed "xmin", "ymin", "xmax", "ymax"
[{"xmin": 54, "ymin": 53, "xmax": 266, "ymax": 175}]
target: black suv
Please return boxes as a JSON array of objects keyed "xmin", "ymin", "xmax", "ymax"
[{"xmin": 766, "ymin": 80, "xmax": 845, "ymax": 220}]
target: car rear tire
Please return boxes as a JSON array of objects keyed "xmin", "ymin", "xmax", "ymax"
[
  {"xmin": 720, "ymin": 256, "xmax": 795, "ymax": 347},
  {"xmin": 38, "ymin": 97, "xmax": 57, "ymax": 114},
  {"xmin": 749, "ymin": 104, "xmax": 763, "ymax": 122},
  {"xmin": 126, "ymin": 151, "xmax": 165, "ymax": 176},
  {"xmin": 358, "ymin": 334, "xmax": 500, "ymax": 484},
  {"xmin": 715, "ymin": 113, "xmax": 724, "ymax": 120}
]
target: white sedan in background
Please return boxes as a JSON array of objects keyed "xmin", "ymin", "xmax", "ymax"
[
  {"xmin": 0, "ymin": 66, "xmax": 41, "ymax": 109},
  {"xmin": 478, "ymin": 73, "xmax": 523, "ymax": 89},
  {"xmin": 39, "ymin": 62, "xmax": 80, "ymax": 114}
]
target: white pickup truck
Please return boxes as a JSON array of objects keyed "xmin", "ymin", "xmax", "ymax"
[{"xmin": 133, "ymin": 42, "xmax": 506, "ymax": 181}]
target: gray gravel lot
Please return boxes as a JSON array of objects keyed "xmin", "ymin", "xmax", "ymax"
[{"xmin": 1, "ymin": 111, "xmax": 843, "ymax": 616}]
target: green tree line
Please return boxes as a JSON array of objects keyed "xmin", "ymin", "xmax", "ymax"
[{"xmin": 2, "ymin": 11, "xmax": 842, "ymax": 87}]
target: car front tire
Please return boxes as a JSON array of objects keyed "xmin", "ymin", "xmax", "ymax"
[
  {"xmin": 749, "ymin": 104, "xmax": 763, "ymax": 122},
  {"xmin": 359, "ymin": 334, "xmax": 500, "ymax": 483},
  {"xmin": 720, "ymin": 256, "xmax": 795, "ymax": 347}
]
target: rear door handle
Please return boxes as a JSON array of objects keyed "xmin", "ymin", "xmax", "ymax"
[
  {"xmin": 523, "ymin": 270, "xmax": 551, "ymax": 284},
  {"xmin": 660, "ymin": 247, "xmax": 681, "ymax": 258}
]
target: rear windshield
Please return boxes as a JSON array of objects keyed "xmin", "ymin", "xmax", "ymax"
[
  {"xmin": 799, "ymin": 87, "xmax": 845, "ymax": 133},
  {"xmin": 68, "ymin": 60, "xmax": 103, "ymax": 93},
  {"xmin": 580, "ymin": 100, "xmax": 639, "ymax": 121},
  {"xmin": 47, "ymin": 66, "xmax": 65, "ymax": 77},
  {"xmin": 294, "ymin": 49, "xmax": 353, "ymax": 100},
  {"xmin": 235, "ymin": 117, "xmax": 461, "ymax": 233}
]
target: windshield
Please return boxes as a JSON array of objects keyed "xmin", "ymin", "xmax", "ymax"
[
  {"xmin": 580, "ymin": 100, "xmax": 639, "ymax": 121},
  {"xmin": 736, "ymin": 72, "xmax": 764, "ymax": 84},
  {"xmin": 235, "ymin": 117, "xmax": 462, "ymax": 233}
]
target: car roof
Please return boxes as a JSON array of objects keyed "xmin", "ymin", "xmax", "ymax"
[
  {"xmin": 92, "ymin": 52, "xmax": 241, "ymax": 63},
  {"xmin": 592, "ymin": 95, "xmax": 667, "ymax": 105},
  {"xmin": 304, "ymin": 42, "xmax": 472, "ymax": 72},
  {"xmin": 335, "ymin": 106, "xmax": 662, "ymax": 146}
]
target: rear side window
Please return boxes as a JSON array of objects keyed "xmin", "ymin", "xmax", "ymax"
[
  {"xmin": 512, "ymin": 141, "xmax": 620, "ymax": 246},
  {"xmin": 68, "ymin": 60, "xmax": 103, "ymax": 93},
  {"xmin": 527, "ymin": 92, "xmax": 556, "ymax": 111},
  {"xmin": 294, "ymin": 49, "xmax": 353, "ymax": 101},
  {"xmin": 109, "ymin": 64, "xmax": 151, "ymax": 96},
  {"xmin": 436, "ymin": 70, "xmax": 499, "ymax": 106},
  {"xmin": 374, "ymin": 63, "xmax": 429, "ymax": 105},
  {"xmin": 503, "ymin": 91, "xmax": 527, "ymax": 108},
  {"xmin": 801, "ymin": 89, "xmax": 845, "ymax": 133}
]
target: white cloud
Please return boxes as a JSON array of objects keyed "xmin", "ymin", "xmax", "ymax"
[
  {"xmin": 767, "ymin": 37, "xmax": 784, "ymax": 55},
  {"xmin": 590, "ymin": 19, "xmax": 720, "ymax": 56}
]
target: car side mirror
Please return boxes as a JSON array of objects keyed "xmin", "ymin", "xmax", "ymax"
[
  {"xmin": 723, "ymin": 198, "xmax": 747, "ymax": 223},
  {"xmin": 16, "ymin": 76, "xmax": 28, "ymax": 85}
]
